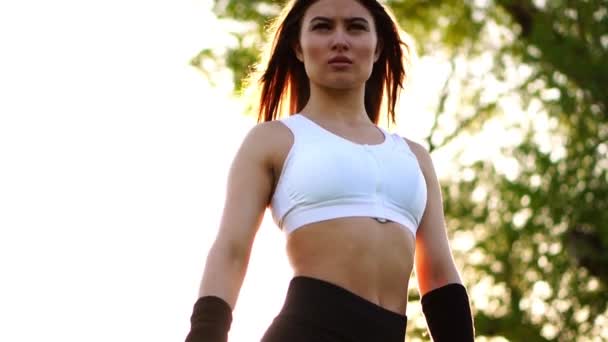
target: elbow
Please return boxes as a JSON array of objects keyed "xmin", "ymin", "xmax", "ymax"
[
  {"xmin": 436, "ymin": 261, "xmax": 462, "ymax": 285},
  {"xmin": 210, "ymin": 235, "xmax": 252, "ymax": 266},
  {"xmin": 419, "ymin": 261, "xmax": 463, "ymax": 295}
]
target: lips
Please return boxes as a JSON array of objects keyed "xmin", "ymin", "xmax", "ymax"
[{"xmin": 328, "ymin": 56, "xmax": 353, "ymax": 64}]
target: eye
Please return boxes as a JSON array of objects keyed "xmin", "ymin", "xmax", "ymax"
[
  {"xmin": 349, "ymin": 23, "xmax": 368, "ymax": 31},
  {"xmin": 312, "ymin": 23, "xmax": 331, "ymax": 30}
]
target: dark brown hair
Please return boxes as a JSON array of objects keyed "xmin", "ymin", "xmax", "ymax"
[{"xmin": 249, "ymin": 0, "xmax": 412, "ymax": 125}]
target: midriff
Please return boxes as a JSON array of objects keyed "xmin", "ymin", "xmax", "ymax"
[{"xmin": 285, "ymin": 216, "xmax": 416, "ymax": 316}]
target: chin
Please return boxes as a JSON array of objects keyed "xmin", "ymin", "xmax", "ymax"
[
  {"xmin": 327, "ymin": 83, "xmax": 361, "ymax": 90},
  {"xmin": 319, "ymin": 77, "xmax": 366, "ymax": 90}
]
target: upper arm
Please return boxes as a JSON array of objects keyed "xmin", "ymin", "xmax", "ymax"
[
  {"xmin": 406, "ymin": 139, "xmax": 462, "ymax": 295},
  {"xmin": 212, "ymin": 122, "xmax": 283, "ymax": 261}
]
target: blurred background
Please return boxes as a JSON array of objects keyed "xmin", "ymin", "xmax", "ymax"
[{"xmin": 1, "ymin": 0, "xmax": 606, "ymax": 341}]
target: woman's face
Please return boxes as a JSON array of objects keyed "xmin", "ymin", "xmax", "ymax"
[{"xmin": 295, "ymin": 0, "xmax": 380, "ymax": 90}]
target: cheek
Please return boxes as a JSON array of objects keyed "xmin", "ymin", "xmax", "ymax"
[
  {"xmin": 300, "ymin": 37, "xmax": 325, "ymax": 61},
  {"xmin": 353, "ymin": 38, "xmax": 379, "ymax": 59}
]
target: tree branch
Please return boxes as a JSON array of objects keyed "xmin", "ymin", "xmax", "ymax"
[{"xmin": 426, "ymin": 55, "xmax": 457, "ymax": 153}]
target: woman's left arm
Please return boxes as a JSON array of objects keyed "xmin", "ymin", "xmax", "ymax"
[{"xmin": 406, "ymin": 139, "xmax": 475, "ymax": 341}]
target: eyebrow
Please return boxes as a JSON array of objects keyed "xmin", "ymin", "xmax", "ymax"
[{"xmin": 310, "ymin": 16, "xmax": 370, "ymax": 25}]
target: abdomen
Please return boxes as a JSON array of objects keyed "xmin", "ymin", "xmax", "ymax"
[{"xmin": 285, "ymin": 217, "xmax": 415, "ymax": 315}]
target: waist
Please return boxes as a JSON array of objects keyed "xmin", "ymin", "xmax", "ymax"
[
  {"xmin": 286, "ymin": 218, "xmax": 415, "ymax": 315},
  {"xmin": 276, "ymin": 276, "xmax": 408, "ymax": 340}
]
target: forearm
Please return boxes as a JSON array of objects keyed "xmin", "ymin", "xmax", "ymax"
[
  {"xmin": 421, "ymin": 282, "xmax": 475, "ymax": 341},
  {"xmin": 417, "ymin": 257, "xmax": 463, "ymax": 295},
  {"xmin": 198, "ymin": 241, "xmax": 250, "ymax": 309},
  {"xmin": 416, "ymin": 262, "xmax": 474, "ymax": 340},
  {"xmin": 185, "ymin": 242, "xmax": 250, "ymax": 342}
]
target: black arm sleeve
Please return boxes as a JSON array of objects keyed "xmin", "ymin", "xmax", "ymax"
[
  {"xmin": 185, "ymin": 296, "xmax": 233, "ymax": 342},
  {"xmin": 421, "ymin": 283, "xmax": 475, "ymax": 342}
]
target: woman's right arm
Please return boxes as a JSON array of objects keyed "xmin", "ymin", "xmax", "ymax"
[
  {"xmin": 199, "ymin": 122, "xmax": 276, "ymax": 308},
  {"xmin": 186, "ymin": 122, "xmax": 279, "ymax": 342}
]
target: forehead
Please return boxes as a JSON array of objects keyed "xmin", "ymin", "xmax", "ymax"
[{"xmin": 303, "ymin": 0, "xmax": 374, "ymax": 22}]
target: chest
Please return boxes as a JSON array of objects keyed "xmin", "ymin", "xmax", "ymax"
[{"xmin": 279, "ymin": 141, "xmax": 423, "ymax": 202}]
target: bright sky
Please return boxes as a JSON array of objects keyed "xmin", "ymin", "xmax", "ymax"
[{"xmin": 0, "ymin": 1, "xmax": 527, "ymax": 341}]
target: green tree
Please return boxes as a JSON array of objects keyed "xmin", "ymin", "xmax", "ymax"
[{"xmin": 195, "ymin": 0, "xmax": 608, "ymax": 340}]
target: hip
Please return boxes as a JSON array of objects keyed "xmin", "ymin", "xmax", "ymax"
[{"xmin": 261, "ymin": 276, "xmax": 408, "ymax": 342}]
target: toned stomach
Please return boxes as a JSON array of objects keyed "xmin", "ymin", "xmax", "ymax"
[{"xmin": 285, "ymin": 217, "xmax": 416, "ymax": 316}]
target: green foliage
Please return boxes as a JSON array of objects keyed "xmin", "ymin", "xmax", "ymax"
[
  {"xmin": 445, "ymin": 124, "xmax": 608, "ymax": 339},
  {"xmin": 200, "ymin": 0, "xmax": 608, "ymax": 340},
  {"xmin": 386, "ymin": 0, "xmax": 486, "ymax": 55},
  {"xmin": 214, "ymin": 0, "xmax": 282, "ymax": 29}
]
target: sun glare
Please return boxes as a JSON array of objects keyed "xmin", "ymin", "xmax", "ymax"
[{"xmin": 0, "ymin": 0, "xmax": 533, "ymax": 341}]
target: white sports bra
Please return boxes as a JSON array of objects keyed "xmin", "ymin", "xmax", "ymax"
[{"xmin": 269, "ymin": 114, "xmax": 427, "ymax": 237}]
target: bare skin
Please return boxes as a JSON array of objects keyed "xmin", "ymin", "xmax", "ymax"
[
  {"xmin": 198, "ymin": 0, "xmax": 462, "ymax": 320},
  {"xmin": 199, "ymin": 118, "xmax": 460, "ymax": 316},
  {"xmin": 277, "ymin": 0, "xmax": 415, "ymax": 315},
  {"xmin": 267, "ymin": 119, "xmax": 415, "ymax": 316},
  {"xmin": 286, "ymin": 218, "xmax": 415, "ymax": 315}
]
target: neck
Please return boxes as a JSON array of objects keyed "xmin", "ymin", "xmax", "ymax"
[{"xmin": 300, "ymin": 83, "xmax": 370, "ymax": 125}]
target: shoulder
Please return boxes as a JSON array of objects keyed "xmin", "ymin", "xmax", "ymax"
[
  {"xmin": 401, "ymin": 136, "xmax": 434, "ymax": 174},
  {"xmin": 245, "ymin": 119, "xmax": 293, "ymax": 145},
  {"xmin": 240, "ymin": 118, "xmax": 294, "ymax": 164}
]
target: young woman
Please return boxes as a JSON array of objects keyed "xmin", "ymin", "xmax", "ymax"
[{"xmin": 186, "ymin": 0, "xmax": 475, "ymax": 341}]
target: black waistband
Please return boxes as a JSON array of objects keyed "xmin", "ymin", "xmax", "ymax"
[{"xmin": 276, "ymin": 276, "xmax": 408, "ymax": 340}]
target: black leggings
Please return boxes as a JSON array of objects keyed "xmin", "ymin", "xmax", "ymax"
[{"xmin": 261, "ymin": 276, "xmax": 408, "ymax": 342}]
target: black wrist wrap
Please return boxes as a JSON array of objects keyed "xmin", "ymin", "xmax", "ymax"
[
  {"xmin": 421, "ymin": 283, "xmax": 475, "ymax": 342},
  {"xmin": 185, "ymin": 296, "xmax": 233, "ymax": 342}
]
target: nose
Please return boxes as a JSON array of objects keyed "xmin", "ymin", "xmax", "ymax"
[{"xmin": 330, "ymin": 28, "xmax": 350, "ymax": 51}]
